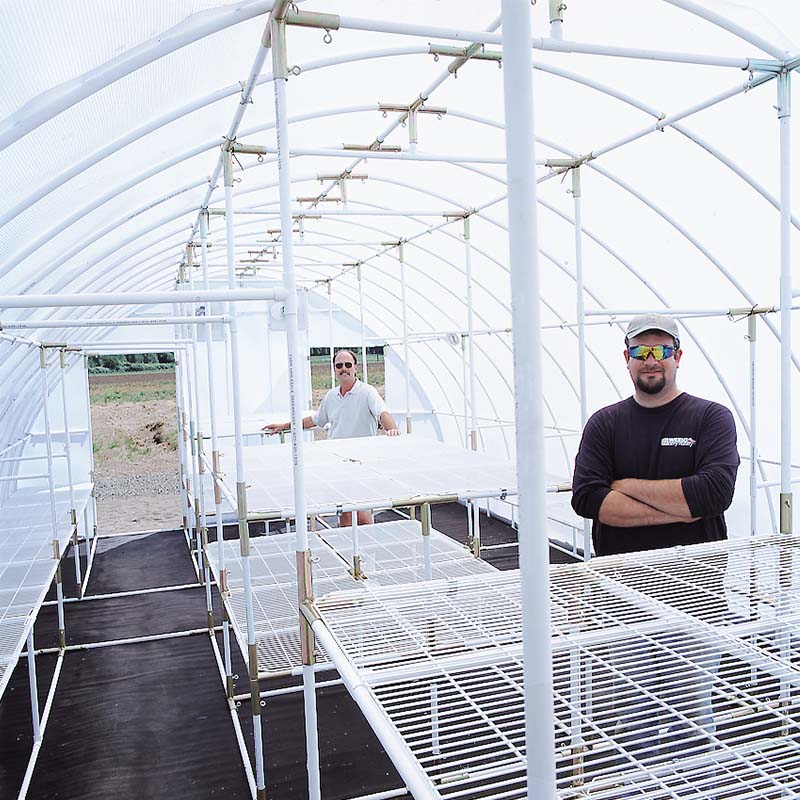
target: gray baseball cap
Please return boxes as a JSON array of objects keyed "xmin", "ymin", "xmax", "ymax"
[{"xmin": 625, "ymin": 313, "xmax": 680, "ymax": 344}]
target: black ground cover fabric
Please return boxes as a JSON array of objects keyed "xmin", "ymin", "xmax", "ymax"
[
  {"xmin": 24, "ymin": 636, "xmax": 250, "ymax": 800},
  {"xmin": 0, "ymin": 654, "xmax": 58, "ymax": 797}
]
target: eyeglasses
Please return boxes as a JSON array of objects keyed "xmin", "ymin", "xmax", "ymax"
[
  {"xmin": 628, "ymin": 344, "xmax": 677, "ymax": 361},
  {"xmin": 335, "ymin": 361, "xmax": 354, "ymax": 369}
]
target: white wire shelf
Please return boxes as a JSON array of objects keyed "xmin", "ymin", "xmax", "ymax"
[
  {"xmin": 208, "ymin": 519, "xmax": 496, "ymax": 675},
  {"xmin": 312, "ymin": 533, "xmax": 800, "ymax": 799},
  {"xmin": 0, "ymin": 482, "xmax": 93, "ymax": 700}
]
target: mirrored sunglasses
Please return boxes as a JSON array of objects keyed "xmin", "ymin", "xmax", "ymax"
[
  {"xmin": 335, "ymin": 361, "xmax": 354, "ymax": 369},
  {"xmin": 628, "ymin": 344, "xmax": 676, "ymax": 361}
]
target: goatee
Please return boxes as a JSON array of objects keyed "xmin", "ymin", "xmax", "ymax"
[{"xmin": 636, "ymin": 373, "xmax": 666, "ymax": 395}]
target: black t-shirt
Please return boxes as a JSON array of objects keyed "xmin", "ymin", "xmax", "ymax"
[{"xmin": 571, "ymin": 393, "xmax": 740, "ymax": 556}]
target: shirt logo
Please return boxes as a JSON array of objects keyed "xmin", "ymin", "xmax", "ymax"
[{"xmin": 661, "ymin": 437, "xmax": 696, "ymax": 447}]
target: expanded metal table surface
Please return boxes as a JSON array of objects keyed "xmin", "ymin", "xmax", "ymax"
[
  {"xmin": 0, "ymin": 483, "xmax": 92, "ymax": 699},
  {"xmin": 312, "ymin": 533, "xmax": 800, "ymax": 799},
  {"xmin": 208, "ymin": 519, "xmax": 496, "ymax": 675}
]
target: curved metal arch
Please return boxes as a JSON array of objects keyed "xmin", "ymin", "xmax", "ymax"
[
  {"xmin": 662, "ymin": 0, "xmax": 792, "ymax": 59},
  {"xmin": 0, "ymin": 0, "xmax": 277, "ymax": 151}
]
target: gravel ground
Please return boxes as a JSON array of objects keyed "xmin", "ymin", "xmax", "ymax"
[{"xmin": 94, "ymin": 471, "xmax": 180, "ymax": 500}]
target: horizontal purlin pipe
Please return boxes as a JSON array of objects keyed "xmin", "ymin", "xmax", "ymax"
[
  {"xmin": 0, "ymin": 288, "xmax": 286, "ymax": 310},
  {"xmin": 0, "ymin": 316, "xmax": 228, "ymax": 329},
  {"xmin": 285, "ymin": 11, "xmax": 755, "ymax": 69}
]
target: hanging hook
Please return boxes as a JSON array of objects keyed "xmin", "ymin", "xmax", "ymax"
[
  {"xmin": 289, "ymin": 64, "xmax": 302, "ymax": 76},
  {"xmin": 323, "ymin": 29, "xmax": 333, "ymax": 44}
]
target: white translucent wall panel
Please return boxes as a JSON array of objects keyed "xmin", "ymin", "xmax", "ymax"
[{"xmin": 21, "ymin": 354, "xmax": 91, "ymax": 492}]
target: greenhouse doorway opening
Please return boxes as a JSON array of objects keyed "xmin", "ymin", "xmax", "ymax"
[{"xmin": 88, "ymin": 353, "xmax": 182, "ymax": 535}]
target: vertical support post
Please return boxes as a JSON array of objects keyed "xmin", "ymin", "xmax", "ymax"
[
  {"xmin": 399, "ymin": 243, "xmax": 412, "ymax": 433},
  {"xmin": 327, "ymin": 280, "xmax": 336, "ymax": 390},
  {"xmin": 572, "ymin": 167, "xmax": 591, "ymax": 562},
  {"xmin": 430, "ymin": 683, "xmax": 440, "ymax": 755},
  {"xmin": 201, "ymin": 210, "xmax": 233, "ymax": 691},
  {"xmin": 464, "ymin": 216, "xmax": 478, "ymax": 451},
  {"xmin": 40, "ymin": 348, "xmax": 66, "ymax": 651},
  {"xmin": 358, "ymin": 263, "xmax": 368, "ymax": 384},
  {"xmin": 748, "ymin": 314, "xmax": 758, "ymax": 536},
  {"xmin": 470, "ymin": 499, "xmax": 481, "ymax": 558},
  {"xmin": 549, "ymin": 0, "xmax": 564, "ymax": 39},
  {"xmin": 26, "ymin": 627, "xmax": 41, "ymax": 743},
  {"xmin": 421, "ymin": 502, "xmax": 433, "ymax": 581},
  {"xmin": 83, "ymin": 353, "xmax": 98, "ymax": 546},
  {"xmin": 174, "ymin": 355, "xmax": 190, "ymax": 541},
  {"xmin": 223, "ymin": 144, "xmax": 268, "ymax": 800},
  {"xmin": 187, "ymin": 243, "xmax": 214, "ymax": 630},
  {"xmin": 351, "ymin": 512, "xmax": 362, "ymax": 578},
  {"xmin": 501, "ymin": 3, "xmax": 557, "ymax": 797},
  {"xmin": 408, "ymin": 109, "xmax": 418, "ymax": 153},
  {"xmin": 461, "ymin": 336, "xmax": 470, "ymax": 448},
  {"xmin": 58, "ymin": 348, "xmax": 82, "ymax": 592},
  {"xmin": 272, "ymin": 18, "xmax": 322, "ymax": 800},
  {"xmin": 777, "ymin": 70, "xmax": 792, "ymax": 534}
]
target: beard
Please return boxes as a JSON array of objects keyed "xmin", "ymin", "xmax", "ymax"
[{"xmin": 636, "ymin": 371, "xmax": 666, "ymax": 394}]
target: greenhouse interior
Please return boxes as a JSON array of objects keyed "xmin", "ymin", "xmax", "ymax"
[{"xmin": 1, "ymin": 1, "xmax": 799, "ymax": 798}]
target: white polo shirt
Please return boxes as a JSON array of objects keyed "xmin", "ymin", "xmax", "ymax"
[{"xmin": 311, "ymin": 379, "xmax": 388, "ymax": 439}]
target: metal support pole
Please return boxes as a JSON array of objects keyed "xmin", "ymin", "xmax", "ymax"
[
  {"xmin": 174, "ymin": 356, "xmax": 190, "ymax": 540},
  {"xmin": 272, "ymin": 18, "xmax": 322, "ymax": 800},
  {"xmin": 26, "ymin": 627, "xmax": 41, "ymax": 743},
  {"xmin": 778, "ymin": 70, "xmax": 792, "ymax": 534},
  {"xmin": 58, "ymin": 348, "xmax": 82, "ymax": 592},
  {"xmin": 327, "ymin": 281, "xmax": 335, "ymax": 390},
  {"xmin": 358, "ymin": 263, "xmax": 368, "ymax": 384},
  {"xmin": 421, "ymin": 502, "xmax": 433, "ymax": 581},
  {"xmin": 351, "ymin": 512, "xmax": 362, "ymax": 579},
  {"xmin": 201, "ymin": 210, "xmax": 233, "ymax": 689},
  {"xmin": 470, "ymin": 499, "xmax": 481, "ymax": 558},
  {"xmin": 40, "ymin": 348, "xmax": 66, "ymax": 651},
  {"xmin": 548, "ymin": 0, "xmax": 565, "ymax": 39},
  {"xmin": 181, "ymin": 292, "xmax": 203, "ymax": 575},
  {"xmin": 748, "ymin": 314, "xmax": 758, "ymax": 536},
  {"xmin": 223, "ymin": 144, "xmax": 268, "ymax": 799},
  {"xmin": 572, "ymin": 167, "xmax": 591, "ymax": 562},
  {"xmin": 461, "ymin": 336, "xmax": 470, "ymax": 449},
  {"xmin": 464, "ymin": 216, "xmax": 478, "ymax": 451},
  {"xmin": 501, "ymin": 2, "xmax": 557, "ymax": 797},
  {"xmin": 186, "ymin": 244, "xmax": 214, "ymax": 630},
  {"xmin": 399, "ymin": 243, "xmax": 412, "ymax": 433},
  {"xmin": 83, "ymin": 353, "xmax": 98, "ymax": 547}
]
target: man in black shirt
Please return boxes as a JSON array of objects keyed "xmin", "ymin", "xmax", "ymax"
[
  {"xmin": 571, "ymin": 312, "xmax": 740, "ymax": 556},
  {"xmin": 571, "ymin": 314, "xmax": 737, "ymax": 784}
]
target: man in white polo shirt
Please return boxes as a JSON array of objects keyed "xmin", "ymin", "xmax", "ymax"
[{"xmin": 263, "ymin": 349, "xmax": 399, "ymax": 524}]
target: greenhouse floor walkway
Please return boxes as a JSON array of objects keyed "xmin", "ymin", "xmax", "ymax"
[{"xmin": 0, "ymin": 504, "xmax": 575, "ymax": 800}]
